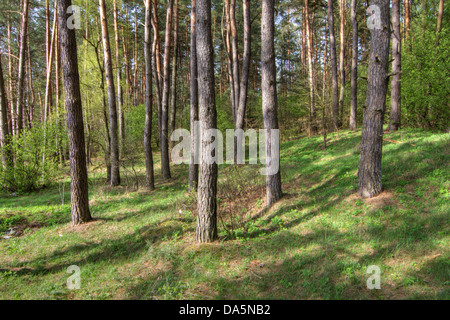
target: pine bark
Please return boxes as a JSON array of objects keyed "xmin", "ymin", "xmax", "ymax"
[
  {"xmin": 196, "ymin": 0, "xmax": 218, "ymax": 243},
  {"xmin": 57, "ymin": 0, "xmax": 92, "ymax": 225},
  {"xmin": 261, "ymin": 0, "xmax": 282, "ymax": 206},
  {"xmin": 358, "ymin": 0, "xmax": 390, "ymax": 199},
  {"xmin": 99, "ymin": 0, "xmax": 120, "ymax": 186}
]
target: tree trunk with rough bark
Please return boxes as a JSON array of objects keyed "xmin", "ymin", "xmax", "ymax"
[
  {"xmin": 262, "ymin": 0, "xmax": 282, "ymax": 206},
  {"xmin": 358, "ymin": 0, "xmax": 390, "ymax": 199},
  {"xmin": 57, "ymin": 0, "xmax": 92, "ymax": 225},
  {"xmin": 196, "ymin": 0, "xmax": 218, "ymax": 243}
]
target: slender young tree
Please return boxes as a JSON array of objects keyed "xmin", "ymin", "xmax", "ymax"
[
  {"xmin": 436, "ymin": 0, "xmax": 444, "ymax": 38},
  {"xmin": 236, "ymin": 0, "xmax": 251, "ymax": 131},
  {"xmin": 389, "ymin": 0, "xmax": 401, "ymax": 131},
  {"xmin": 262, "ymin": 0, "xmax": 282, "ymax": 206},
  {"xmin": 57, "ymin": 0, "xmax": 92, "ymax": 224},
  {"xmin": 99, "ymin": 0, "xmax": 120, "ymax": 186},
  {"xmin": 350, "ymin": 0, "xmax": 358, "ymax": 131},
  {"xmin": 113, "ymin": 0, "xmax": 124, "ymax": 145},
  {"xmin": 169, "ymin": 0, "xmax": 179, "ymax": 153},
  {"xmin": 328, "ymin": 0, "xmax": 340, "ymax": 131},
  {"xmin": 189, "ymin": 0, "xmax": 199, "ymax": 191},
  {"xmin": 338, "ymin": 0, "xmax": 346, "ymax": 126},
  {"xmin": 224, "ymin": 0, "xmax": 236, "ymax": 123},
  {"xmin": 230, "ymin": 0, "xmax": 240, "ymax": 124},
  {"xmin": 196, "ymin": 0, "xmax": 218, "ymax": 243},
  {"xmin": 358, "ymin": 0, "xmax": 390, "ymax": 198},
  {"xmin": 305, "ymin": 0, "xmax": 317, "ymax": 134},
  {"xmin": 151, "ymin": 0, "xmax": 163, "ymax": 147},
  {"xmin": 144, "ymin": 0, "xmax": 155, "ymax": 190},
  {"xmin": 160, "ymin": 0, "xmax": 174, "ymax": 180},
  {"xmin": 16, "ymin": 0, "xmax": 30, "ymax": 134},
  {"xmin": 0, "ymin": 55, "xmax": 12, "ymax": 170}
]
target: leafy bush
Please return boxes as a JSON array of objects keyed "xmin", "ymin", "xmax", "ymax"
[
  {"xmin": 0, "ymin": 122, "xmax": 64, "ymax": 192},
  {"xmin": 402, "ymin": 11, "xmax": 450, "ymax": 131}
]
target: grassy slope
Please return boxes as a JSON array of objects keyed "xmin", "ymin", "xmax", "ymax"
[{"xmin": 0, "ymin": 128, "xmax": 448, "ymax": 300}]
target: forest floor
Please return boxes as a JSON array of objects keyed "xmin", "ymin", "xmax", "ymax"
[{"xmin": 0, "ymin": 128, "xmax": 448, "ymax": 300}]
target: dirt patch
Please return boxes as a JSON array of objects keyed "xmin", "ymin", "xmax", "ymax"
[
  {"xmin": 1, "ymin": 222, "xmax": 45, "ymax": 239},
  {"xmin": 59, "ymin": 218, "xmax": 105, "ymax": 235},
  {"xmin": 364, "ymin": 191, "xmax": 399, "ymax": 209}
]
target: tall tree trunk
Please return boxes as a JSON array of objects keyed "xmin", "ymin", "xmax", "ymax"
[
  {"xmin": 169, "ymin": 0, "xmax": 179, "ymax": 154},
  {"xmin": 305, "ymin": 0, "xmax": 316, "ymax": 134},
  {"xmin": 113, "ymin": 0, "xmax": 125, "ymax": 147},
  {"xmin": 262, "ymin": 0, "xmax": 282, "ymax": 206},
  {"xmin": 196, "ymin": 0, "xmax": 218, "ymax": 243},
  {"xmin": 7, "ymin": 16, "xmax": 15, "ymax": 137},
  {"xmin": 45, "ymin": 0, "xmax": 54, "ymax": 123},
  {"xmin": 224, "ymin": 0, "xmax": 235, "ymax": 124},
  {"xmin": 389, "ymin": 0, "xmax": 401, "ymax": 131},
  {"xmin": 151, "ymin": 0, "xmax": 163, "ymax": 117},
  {"xmin": 0, "ymin": 55, "xmax": 13, "ymax": 171},
  {"xmin": 358, "ymin": 0, "xmax": 390, "ymax": 198},
  {"xmin": 144, "ymin": 0, "xmax": 155, "ymax": 190},
  {"xmin": 301, "ymin": 7, "xmax": 307, "ymax": 75},
  {"xmin": 338, "ymin": 0, "xmax": 346, "ymax": 127},
  {"xmin": 99, "ymin": 0, "xmax": 120, "ymax": 186},
  {"xmin": 151, "ymin": 8, "xmax": 162, "ymax": 148},
  {"xmin": 133, "ymin": 7, "xmax": 139, "ymax": 106},
  {"xmin": 404, "ymin": 0, "xmax": 410, "ymax": 37},
  {"xmin": 328, "ymin": 0, "xmax": 339, "ymax": 131},
  {"xmin": 57, "ymin": 0, "xmax": 92, "ymax": 225},
  {"xmin": 189, "ymin": 0, "xmax": 199, "ymax": 191},
  {"xmin": 236, "ymin": 0, "xmax": 251, "ymax": 130},
  {"xmin": 16, "ymin": 0, "xmax": 30, "ymax": 135},
  {"xmin": 436, "ymin": 0, "xmax": 444, "ymax": 44},
  {"xmin": 44, "ymin": 4, "xmax": 57, "ymax": 126},
  {"xmin": 230, "ymin": 0, "xmax": 240, "ymax": 125},
  {"xmin": 160, "ymin": 0, "xmax": 174, "ymax": 180},
  {"xmin": 349, "ymin": 0, "xmax": 358, "ymax": 131}
]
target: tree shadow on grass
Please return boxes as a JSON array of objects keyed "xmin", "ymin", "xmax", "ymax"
[{"xmin": 0, "ymin": 216, "xmax": 194, "ymax": 278}]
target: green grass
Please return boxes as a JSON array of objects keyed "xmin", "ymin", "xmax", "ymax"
[{"xmin": 0, "ymin": 128, "xmax": 448, "ymax": 300}]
